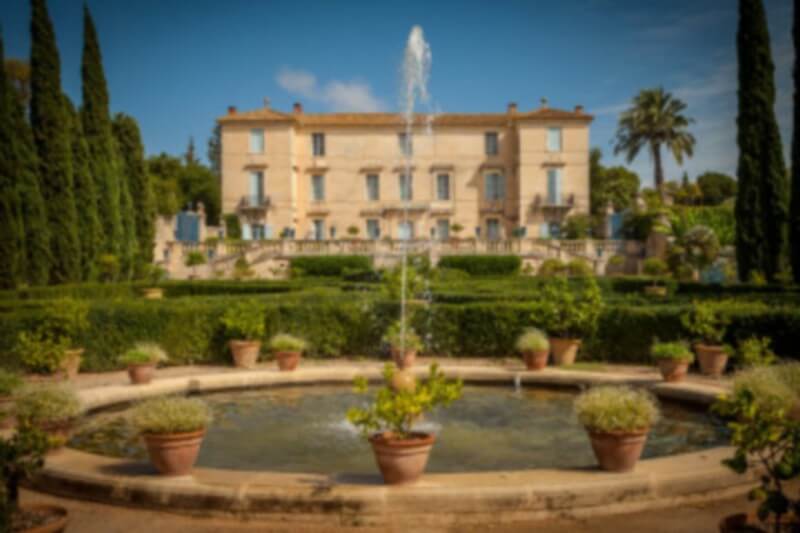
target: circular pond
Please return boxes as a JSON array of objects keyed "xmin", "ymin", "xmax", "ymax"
[{"xmin": 69, "ymin": 385, "xmax": 728, "ymax": 473}]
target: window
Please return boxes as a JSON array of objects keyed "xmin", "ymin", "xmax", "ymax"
[
  {"xmin": 547, "ymin": 168, "xmax": 562, "ymax": 205},
  {"xmin": 312, "ymin": 220, "xmax": 325, "ymax": 241},
  {"xmin": 366, "ymin": 174, "xmax": 380, "ymax": 201},
  {"xmin": 312, "ymin": 133, "xmax": 325, "ymax": 156},
  {"xmin": 486, "ymin": 219, "xmax": 501, "ymax": 240},
  {"xmin": 252, "ymin": 224, "xmax": 265, "ymax": 240},
  {"xmin": 436, "ymin": 174, "xmax": 450, "ymax": 201},
  {"xmin": 366, "ymin": 219, "xmax": 380, "ymax": 240},
  {"xmin": 249, "ymin": 128, "xmax": 265, "ymax": 153},
  {"xmin": 484, "ymin": 173, "xmax": 505, "ymax": 200},
  {"xmin": 398, "ymin": 132, "xmax": 412, "ymax": 156},
  {"xmin": 398, "ymin": 221, "xmax": 414, "ymax": 240},
  {"xmin": 436, "ymin": 219, "xmax": 450, "ymax": 241},
  {"xmin": 248, "ymin": 170, "xmax": 264, "ymax": 205},
  {"xmin": 485, "ymin": 132, "xmax": 499, "ymax": 155},
  {"xmin": 547, "ymin": 127, "xmax": 562, "ymax": 152},
  {"xmin": 399, "ymin": 174, "xmax": 413, "ymax": 201},
  {"xmin": 311, "ymin": 175, "xmax": 325, "ymax": 201}
]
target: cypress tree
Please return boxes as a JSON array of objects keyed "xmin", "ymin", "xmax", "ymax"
[
  {"xmin": 736, "ymin": 0, "xmax": 789, "ymax": 282},
  {"xmin": 0, "ymin": 33, "xmax": 23, "ymax": 288},
  {"xmin": 113, "ymin": 113, "xmax": 154, "ymax": 267},
  {"xmin": 65, "ymin": 96, "xmax": 101, "ymax": 280},
  {"xmin": 791, "ymin": 0, "xmax": 800, "ymax": 282},
  {"xmin": 30, "ymin": 0, "xmax": 81, "ymax": 283},
  {"xmin": 81, "ymin": 4, "xmax": 122, "ymax": 259}
]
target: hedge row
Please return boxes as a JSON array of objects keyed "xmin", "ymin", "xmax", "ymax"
[
  {"xmin": 437, "ymin": 255, "xmax": 521, "ymax": 276},
  {"xmin": 2, "ymin": 297, "xmax": 798, "ymax": 372},
  {"xmin": 291, "ymin": 256, "xmax": 373, "ymax": 277}
]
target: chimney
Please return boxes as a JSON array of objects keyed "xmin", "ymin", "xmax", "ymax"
[
  {"xmin": 263, "ymin": 97, "xmax": 271, "ymax": 109},
  {"xmin": 540, "ymin": 97, "xmax": 548, "ymax": 109},
  {"xmin": 507, "ymin": 102, "xmax": 518, "ymax": 114},
  {"xmin": 574, "ymin": 105, "xmax": 584, "ymax": 113},
  {"xmin": 293, "ymin": 102, "xmax": 303, "ymax": 114},
  {"xmin": 227, "ymin": 105, "xmax": 237, "ymax": 115}
]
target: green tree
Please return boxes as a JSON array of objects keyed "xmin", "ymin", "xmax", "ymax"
[
  {"xmin": 696, "ymin": 171, "xmax": 737, "ymax": 205},
  {"xmin": 147, "ymin": 153, "xmax": 220, "ymax": 225},
  {"xmin": 589, "ymin": 148, "xmax": 640, "ymax": 214},
  {"xmin": 81, "ymin": 4, "xmax": 122, "ymax": 258},
  {"xmin": 30, "ymin": 0, "xmax": 81, "ymax": 283},
  {"xmin": 184, "ymin": 136, "xmax": 197, "ymax": 165},
  {"xmin": 792, "ymin": 0, "xmax": 800, "ymax": 283},
  {"xmin": 3, "ymin": 58, "xmax": 30, "ymax": 106},
  {"xmin": 0, "ymin": 34, "xmax": 23, "ymax": 288},
  {"xmin": 114, "ymin": 135, "xmax": 137, "ymax": 279},
  {"xmin": 736, "ymin": 0, "xmax": 789, "ymax": 282},
  {"xmin": 207, "ymin": 124, "xmax": 221, "ymax": 177},
  {"xmin": 113, "ymin": 113, "xmax": 154, "ymax": 269},
  {"xmin": 614, "ymin": 88, "xmax": 695, "ymax": 200},
  {"xmin": 64, "ymin": 96, "xmax": 101, "ymax": 280}
]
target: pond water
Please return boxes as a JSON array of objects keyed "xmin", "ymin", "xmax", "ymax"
[{"xmin": 69, "ymin": 385, "xmax": 728, "ymax": 473}]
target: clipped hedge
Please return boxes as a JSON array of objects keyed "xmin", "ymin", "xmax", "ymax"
[
  {"xmin": 437, "ymin": 255, "xmax": 522, "ymax": 276},
  {"xmin": 291, "ymin": 255, "xmax": 372, "ymax": 277}
]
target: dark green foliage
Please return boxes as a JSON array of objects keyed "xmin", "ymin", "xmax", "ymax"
[
  {"xmin": 291, "ymin": 256, "xmax": 372, "ymax": 277},
  {"xmin": 207, "ymin": 124, "xmax": 221, "ymax": 177},
  {"xmin": 736, "ymin": 0, "xmax": 789, "ymax": 282},
  {"xmin": 30, "ymin": 0, "xmax": 81, "ymax": 283},
  {"xmin": 437, "ymin": 255, "xmax": 521, "ymax": 276},
  {"xmin": 696, "ymin": 172, "xmax": 737, "ymax": 206},
  {"xmin": 589, "ymin": 148, "xmax": 640, "ymax": 214},
  {"xmin": 792, "ymin": 0, "xmax": 800, "ymax": 283},
  {"xmin": 0, "ymin": 35, "xmax": 23, "ymax": 288},
  {"xmin": 81, "ymin": 5, "xmax": 122, "ymax": 258},
  {"xmin": 147, "ymin": 153, "xmax": 220, "ymax": 225},
  {"xmin": 224, "ymin": 214, "xmax": 241, "ymax": 239},
  {"xmin": 64, "ymin": 97, "xmax": 101, "ymax": 281}
]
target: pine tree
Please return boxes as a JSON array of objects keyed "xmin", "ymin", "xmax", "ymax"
[
  {"xmin": 207, "ymin": 124, "xmax": 221, "ymax": 177},
  {"xmin": 113, "ymin": 113, "xmax": 154, "ymax": 268},
  {"xmin": 30, "ymin": 0, "xmax": 81, "ymax": 283},
  {"xmin": 81, "ymin": 4, "xmax": 122, "ymax": 259},
  {"xmin": 185, "ymin": 136, "xmax": 197, "ymax": 165},
  {"xmin": 736, "ymin": 0, "xmax": 789, "ymax": 282},
  {"xmin": 791, "ymin": 0, "xmax": 800, "ymax": 282},
  {"xmin": 65, "ymin": 96, "xmax": 101, "ymax": 280},
  {"xmin": 0, "ymin": 33, "xmax": 23, "ymax": 288}
]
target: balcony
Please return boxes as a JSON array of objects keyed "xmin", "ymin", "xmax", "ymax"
[
  {"xmin": 237, "ymin": 195, "xmax": 271, "ymax": 213},
  {"xmin": 531, "ymin": 193, "xmax": 574, "ymax": 214}
]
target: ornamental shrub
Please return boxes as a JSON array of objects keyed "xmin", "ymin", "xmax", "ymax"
[
  {"xmin": 268, "ymin": 333, "xmax": 307, "ymax": 352},
  {"xmin": 437, "ymin": 255, "xmax": 521, "ymax": 276},
  {"xmin": 650, "ymin": 340, "xmax": 694, "ymax": 362},
  {"xmin": 291, "ymin": 256, "xmax": 372, "ymax": 277},
  {"xmin": 538, "ymin": 258, "xmax": 566, "ymax": 277},
  {"xmin": 14, "ymin": 385, "xmax": 82, "ymax": 425},
  {"xmin": 220, "ymin": 300, "xmax": 265, "ymax": 341},
  {"xmin": 681, "ymin": 300, "xmax": 729, "ymax": 345},
  {"xmin": 0, "ymin": 370, "xmax": 22, "ymax": 397},
  {"xmin": 515, "ymin": 328, "xmax": 549, "ymax": 352},
  {"xmin": 383, "ymin": 320, "xmax": 423, "ymax": 352},
  {"xmin": 532, "ymin": 277, "xmax": 603, "ymax": 338},
  {"xmin": 118, "ymin": 342, "xmax": 167, "ymax": 366},
  {"xmin": 132, "ymin": 396, "xmax": 212, "ymax": 434},
  {"xmin": 736, "ymin": 337, "xmax": 776, "ymax": 368},
  {"xmin": 574, "ymin": 386, "xmax": 660, "ymax": 433}
]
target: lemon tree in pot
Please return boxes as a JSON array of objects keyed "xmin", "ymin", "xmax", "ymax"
[
  {"xmin": 515, "ymin": 328, "xmax": 550, "ymax": 371},
  {"xmin": 681, "ymin": 301, "xmax": 730, "ymax": 377},
  {"xmin": 14, "ymin": 385, "xmax": 83, "ymax": 448},
  {"xmin": 533, "ymin": 277, "xmax": 603, "ymax": 366},
  {"xmin": 268, "ymin": 334, "xmax": 307, "ymax": 371},
  {"xmin": 713, "ymin": 364, "xmax": 800, "ymax": 532},
  {"xmin": 574, "ymin": 386, "xmax": 660, "ymax": 472},
  {"xmin": 347, "ymin": 364, "xmax": 462, "ymax": 484},
  {"xmin": 0, "ymin": 370, "xmax": 23, "ymax": 429},
  {"xmin": 1, "ymin": 426, "xmax": 69, "ymax": 533},
  {"xmin": 119, "ymin": 343, "xmax": 168, "ymax": 385},
  {"xmin": 132, "ymin": 397, "xmax": 212, "ymax": 476},
  {"xmin": 642, "ymin": 257, "xmax": 670, "ymax": 297},
  {"xmin": 220, "ymin": 300, "xmax": 265, "ymax": 369},
  {"xmin": 651, "ymin": 340, "xmax": 694, "ymax": 382},
  {"xmin": 383, "ymin": 320, "xmax": 423, "ymax": 369}
]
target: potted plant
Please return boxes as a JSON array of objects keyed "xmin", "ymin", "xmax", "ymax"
[
  {"xmin": 268, "ymin": 334, "xmax": 307, "ymax": 371},
  {"xmin": 383, "ymin": 320, "xmax": 423, "ymax": 369},
  {"xmin": 220, "ymin": 300, "xmax": 265, "ymax": 369},
  {"xmin": 347, "ymin": 364, "xmax": 462, "ymax": 484},
  {"xmin": 119, "ymin": 343, "xmax": 168, "ymax": 385},
  {"xmin": 515, "ymin": 328, "xmax": 550, "ymax": 370},
  {"xmin": 0, "ymin": 370, "xmax": 23, "ymax": 429},
  {"xmin": 131, "ymin": 396, "xmax": 212, "ymax": 476},
  {"xmin": 681, "ymin": 301, "xmax": 730, "ymax": 377},
  {"xmin": 574, "ymin": 385, "xmax": 660, "ymax": 472},
  {"xmin": 533, "ymin": 277, "xmax": 603, "ymax": 366},
  {"xmin": 141, "ymin": 265, "xmax": 167, "ymax": 299},
  {"xmin": 14, "ymin": 385, "xmax": 83, "ymax": 448},
  {"xmin": 642, "ymin": 257, "xmax": 670, "ymax": 297},
  {"xmin": 1, "ymin": 426, "xmax": 69, "ymax": 533},
  {"xmin": 714, "ymin": 364, "xmax": 800, "ymax": 532},
  {"xmin": 185, "ymin": 250, "xmax": 207, "ymax": 279},
  {"xmin": 651, "ymin": 340, "xmax": 694, "ymax": 382}
]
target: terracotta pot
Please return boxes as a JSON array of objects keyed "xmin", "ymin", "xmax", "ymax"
[
  {"xmin": 0, "ymin": 395, "xmax": 15, "ymax": 429},
  {"xmin": 275, "ymin": 351, "xmax": 301, "ymax": 371},
  {"xmin": 522, "ymin": 350, "xmax": 549, "ymax": 371},
  {"xmin": 549, "ymin": 338, "xmax": 581, "ymax": 366},
  {"xmin": 60, "ymin": 349, "xmax": 83, "ymax": 380},
  {"xmin": 36, "ymin": 419, "xmax": 74, "ymax": 448},
  {"xmin": 15, "ymin": 503, "xmax": 69, "ymax": 533},
  {"xmin": 143, "ymin": 429, "xmax": 206, "ymax": 476},
  {"xmin": 586, "ymin": 429, "xmax": 649, "ymax": 472},
  {"xmin": 141, "ymin": 287, "xmax": 164, "ymax": 300},
  {"xmin": 696, "ymin": 344, "xmax": 728, "ymax": 377},
  {"xmin": 368, "ymin": 432, "xmax": 435, "ymax": 484},
  {"xmin": 229, "ymin": 340, "xmax": 261, "ymax": 369},
  {"xmin": 719, "ymin": 511, "xmax": 799, "ymax": 532},
  {"xmin": 391, "ymin": 348, "xmax": 417, "ymax": 369},
  {"xmin": 643, "ymin": 285, "xmax": 667, "ymax": 297},
  {"xmin": 657, "ymin": 359, "xmax": 690, "ymax": 382},
  {"xmin": 127, "ymin": 363, "xmax": 156, "ymax": 385}
]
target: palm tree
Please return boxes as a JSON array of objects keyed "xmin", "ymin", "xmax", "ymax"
[{"xmin": 614, "ymin": 88, "xmax": 695, "ymax": 200}]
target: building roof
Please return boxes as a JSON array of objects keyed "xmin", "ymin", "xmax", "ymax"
[{"xmin": 217, "ymin": 107, "xmax": 593, "ymax": 127}]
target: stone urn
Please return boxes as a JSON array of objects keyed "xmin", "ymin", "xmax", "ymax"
[
  {"xmin": 127, "ymin": 363, "xmax": 156, "ymax": 385},
  {"xmin": 229, "ymin": 340, "xmax": 260, "ymax": 369},
  {"xmin": 657, "ymin": 359, "xmax": 689, "ymax": 382},
  {"xmin": 143, "ymin": 430, "xmax": 206, "ymax": 476},
  {"xmin": 391, "ymin": 348, "xmax": 417, "ymax": 369},
  {"xmin": 275, "ymin": 351, "xmax": 301, "ymax": 371},
  {"xmin": 368, "ymin": 432, "xmax": 435, "ymax": 484},
  {"xmin": 586, "ymin": 429, "xmax": 649, "ymax": 473},
  {"xmin": 695, "ymin": 344, "xmax": 728, "ymax": 378},
  {"xmin": 549, "ymin": 338, "xmax": 581, "ymax": 366},
  {"xmin": 60, "ymin": 349, "xmax": 83, "ymax": 380},
  {"xmin": 522, "ymin": 350, "xmax": 549, "ymax": 371}
]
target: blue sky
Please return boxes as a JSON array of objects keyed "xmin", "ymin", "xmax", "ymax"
[{"xmin": 1, "ymin": 0, "xmax": 794, "ymax": 186}]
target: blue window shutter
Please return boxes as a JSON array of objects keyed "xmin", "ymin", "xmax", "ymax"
[
  {"xmin": 555, "ymin": 169, "xmax": 562, "ymax": 204},
  {"xmin": 242, "ymin": 223, "xmax": 252, "ymax": 241},
  {"xmin": 540, "ymin": 223, "xmax": 550, "ymax": 238}
]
